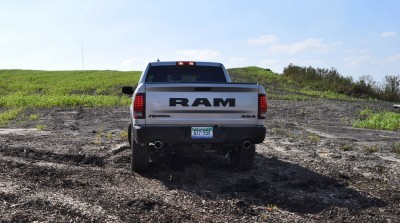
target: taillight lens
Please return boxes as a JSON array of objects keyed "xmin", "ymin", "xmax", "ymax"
[
  {"xmin": 258, "ymin": 94, "xmax": 267, "ymax": 119},
  {"xmin": 133, "ymin": 93, "xmax": 145, "ymax": 119}
]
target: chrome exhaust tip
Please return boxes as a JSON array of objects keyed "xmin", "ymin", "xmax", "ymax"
[
  {"xmin": 154, "ymin": 141, "xmax": 163, "ymax": 149},
  {"xmin": 243, "ymin": 141, "xmax": 252, "ymax": 149}
]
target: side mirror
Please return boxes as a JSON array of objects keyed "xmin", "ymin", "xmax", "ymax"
[{"xmin": 122, "ymin": 86, "xmax": 134, "ymax": 95}]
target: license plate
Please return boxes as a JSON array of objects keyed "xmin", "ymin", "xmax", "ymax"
[{"xmin": 191, "ymin": 127, "xmax": 213, "ymax": 138}]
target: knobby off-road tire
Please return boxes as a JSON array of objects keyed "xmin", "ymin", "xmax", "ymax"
[
  {"xmin": 229, "ymin": 144, "xmax": 256, "ymax": 171},
  {"xmin": 130, "ymin": 124, "xmax": 149, "ymax": 172}
]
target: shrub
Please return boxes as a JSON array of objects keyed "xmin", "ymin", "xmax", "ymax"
[
  {"xmin": 282, "ymin": 64, "xmax": 400, "ymax": 102},
  {"xmin": 354, "ymin": 109, "xmax": 400, "ymax": 131}
]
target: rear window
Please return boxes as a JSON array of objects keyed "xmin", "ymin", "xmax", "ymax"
[{"xmin": 145, "ymin": 65, "xmax": 227, "ymax": 83}]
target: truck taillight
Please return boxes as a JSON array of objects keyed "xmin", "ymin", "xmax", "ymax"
[
  {"xmin": 176, "ymin": 61, "xmax": 196, "ymax": 66},
  {"xmin": 258, "ymin": 94, "xmax": 267, "ymax": 119},
  {"xmin": 133, "ymin": 93, "xmax": 145, "ymax": 119}
]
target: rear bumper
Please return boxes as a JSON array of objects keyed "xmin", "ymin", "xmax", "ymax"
[{"xmin": 132, "ymin": 125, "xmax": 266, "ymax": 145}]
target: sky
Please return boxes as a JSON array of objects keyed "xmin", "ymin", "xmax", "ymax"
[{"xmin": 0, "ymin": 0, "xmax": 399, "ymax": 81}]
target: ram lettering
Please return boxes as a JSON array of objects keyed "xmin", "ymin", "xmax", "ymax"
[{"xmin": 169, "ymin": 98, "xmax": 235, "ymax": 107}]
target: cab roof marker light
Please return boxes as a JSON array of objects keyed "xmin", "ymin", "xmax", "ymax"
[{"xmin": 176, "ymin": 61, "xmax": 196, "ymax": 66}]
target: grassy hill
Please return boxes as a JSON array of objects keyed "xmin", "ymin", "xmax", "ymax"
[
  {"xmin": 229, "ymin": 67, "xmax": 355, "ymax": 101},
  {"xmin": 0, "ymin": 67, "xmax": 357, "ymax": 109},
  {"xmin": 1, "ymin": 68, "xmax": 398, "ymax": 130},
  {"xmin": 0, "ymin": 70, "xmax": 141, "ymax": 108},
  {"xmin": 0, "ymin": 67, "xmax": 360, "ymax": 110}
]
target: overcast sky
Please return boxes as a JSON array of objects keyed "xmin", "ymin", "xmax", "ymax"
[{"xmin": 1, "ymin": 0, "xmax": 399, "ymax": 81}]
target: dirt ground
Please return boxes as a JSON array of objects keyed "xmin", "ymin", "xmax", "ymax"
[{"xmin": 0, "ymin": 99, "xmax": 399, "ymax": 222}]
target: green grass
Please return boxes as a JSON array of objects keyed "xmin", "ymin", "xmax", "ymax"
[
  {"xmin": 0, "ymin": 67, "xmax": 367, "ymax": 125},
  {"xmin": 36, "ymin": 124, "xmax": 45, "ymax": 131},
  {"xmin": 299, "ymin": 89, "xmax": 355, "ymax": 101},
  {"xmin": 0, "ymin": 70, "xmax": 140, "ymax": 96},
  {"xmin": 0, "ymin": 95, "xmax": 131, "ymax": 107},
  {"xmin": 363, "ymin": 145, "xmax": 380, "ymax": 153},
  {"xmin": 392, "ymin": 142, "xmax": 400, "ymax": 155},
  {"xmin": 229, "ymin": 66, "xmax": 283, "ymax": 83},
  {"xmin": 308, "ymin": 134, "xmax": 320, "ymax": 142},
  {"xmin": 339, "ymin": 145, "xmax": 354, "ymax": 151},
  {"xmin": 29, "ymin": 114, "xmax": 39, "ymax": 120},
  {"xmin": 0, "ymin": 70, "xmax": 139, "ymax": 124},
  {"xmin": 0, "ymin": 108, "xmax": 23, "ymax": 125},
  {"xmin": 353, "ymin": 109, "xmax": 400, "ymax": 131},
  {"xmin": 120, "ymin": 130, "xmax": 128, "ymax": 141},
  {"xmin": 1, "ymin": 67, "xmax": 358, "ymax": 110},
  {"xmin": 228, "ymin": 67, "xmax": 355, "ymax": 101},
  {"xmin": 0, "ymin": 70, "xmax": 140, "ymax": 108}
]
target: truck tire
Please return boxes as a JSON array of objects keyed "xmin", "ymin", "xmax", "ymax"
[
  {"xmin": 130, "ymin": 125, "xmax": 149, "ymax": 172},
  {"xmin": 229, "ymin": 144, "xmax": 255, "ymax": 171},
  {"xmin": 128, "ymin": 123, "xmax": 132, "ymax": 147}
]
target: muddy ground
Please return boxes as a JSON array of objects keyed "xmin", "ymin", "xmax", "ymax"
[{"xmin": 0, "ymin": 99, "xmax": 399, "ymax": 222}]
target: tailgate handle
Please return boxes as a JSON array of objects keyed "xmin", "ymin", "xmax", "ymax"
[{"xmin": 194, "ymin": 87, "xmax": 211, "ymax": 91}]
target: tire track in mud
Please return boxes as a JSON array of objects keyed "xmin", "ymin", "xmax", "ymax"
[
  {"xmin": 0, "ymin": 148, "xmax": 131, "ymax": 221},
  {"xmin": 0, "ymin": 146, "xmax": 106, "ymax": 167},
  {"xmin": 0, "ymin": 136, "xmax": 194, "ymax": 221},
  {"xmin": 0, "ymin": 182, "xmax": 122, "ymax": 222},
  {"xmin": 0, "ymin": 154, "xmax": 207, "ymax": 222}
]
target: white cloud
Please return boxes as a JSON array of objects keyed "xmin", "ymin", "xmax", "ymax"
[
  {"xmin": 174, "ymin": 49, "xmax": 220, "ymax": 61},
  {"xmin": 258, "ymin": 59, "xmax": 283, "ymax": 73},
  {"xmin": 258, "ymin": 59, "xmax": 326, "ymax": 74},
  {"xmin": 270, "ymin": 38, "xmax": 329, "ymax": 54},
  {"xmin": 381, "ymin": 31, "xmax": 397, "ymax": 38},
  {"xmin": 379, "ymin": 54, "xmax": 400, "ymax": 64},
  {"xmin": 345, "ymin": 49, "xmax": 370, "ymax": 54},
  {"xmin": 291, "ymin": 59, "xmax": 325, "ymax": 66},
  {"xmin": 226, "ymin": 57, "xmax": 249, "ymax": 68},
  {"xmin": 343, "ymin": 49, "xmax": 372, "ymax": 68},
  {"xmin": 248, "ymin": 35, "xmax": 278, "ymax": 45},
  {"xmin": 259, "ymin": 59, "xmax": 279, "ymax": 67},
  {"xmin": 121, "ymin": 57, "xmax": 148, "ymax": 70}
]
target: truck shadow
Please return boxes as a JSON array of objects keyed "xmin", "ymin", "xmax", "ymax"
[{"xmin": 143, "ymin": 152, "xmax": 385, "ymax": 214}]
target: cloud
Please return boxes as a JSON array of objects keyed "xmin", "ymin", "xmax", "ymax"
[
  {"xmin": 270, "ymin": 38, "xmax": 329, "ymax": 54},
  {"xmin": 343, "ymin": 49, "xmax": 372, "ymax": 68},
  {"xmin": 258, "ymin": 59, "xmax": 326, "ymax": 74},
  {"xmin": 381, "ymin": 31, "xmax": 397, "ymax": 38},
  {"xmin": 379, "ymin": 54, "xmax": 400, "ymax": 64},
  {"xmin": 226, "ymin": 57, "xmax": 249, "ymax": 68},
  {"xmin": 121, "ymin": 57, "xmax": 148, "ymax": 70},
  {"xmin": 174, "ymin": 49, "xmax": 220, "ymax": 61},
  {"xmin": 248, "ymin": 35, "xmax": 278, "ymax": 45},
  {"xmin": 259, "ymin": 59, "xmax": 279, "ymax": 67},
  {"xmin": 258, "ymin": 59, "xmax": 284, "ymax": 73},
  {"xmin": 345, "ymin": 49, "xmax": 370, "ymax": 54}
]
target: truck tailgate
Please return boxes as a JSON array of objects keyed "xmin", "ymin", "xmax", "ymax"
[{"xmin": 145, "ymin": 83, "xmax": 260, "ymax": 126}]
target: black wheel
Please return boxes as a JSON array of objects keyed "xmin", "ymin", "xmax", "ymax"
[
  {"xmin": 229, "ymin": 144, "xmax": 255, "ymax": 171},
  {"xmin": 130, "ymin": 125, "xmax": 149, "ymax": 172},
  {"xmin": 229, "ymin": 148, "xmax": 239, "ymax": 167},
  {"xmin": 128, "ymin": 123, "xmax": 132, "ymax": 147}
]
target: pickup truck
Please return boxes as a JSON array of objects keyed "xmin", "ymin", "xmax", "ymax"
[{"xmin": 122, "ymin": 61, "xmax": 267, "ymax": 172}]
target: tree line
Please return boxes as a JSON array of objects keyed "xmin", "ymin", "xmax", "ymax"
[{"xmin": 283, "ymin": 64, "xmax": 400, "ymax": 102}]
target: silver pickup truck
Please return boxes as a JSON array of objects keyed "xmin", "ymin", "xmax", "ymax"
[{"xmin": 122, "ymin": 61, "xmax": 267, "ymax": 172}]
